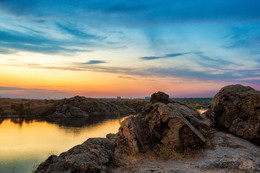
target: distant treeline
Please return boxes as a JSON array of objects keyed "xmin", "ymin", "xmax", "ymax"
[
  {"xmin": 173, "ymin": 98, "xmax": 212, "ymax": 109},
  {"xmin": 0, "ymin": 98, "xmax": 58, "ymax": 117},
  {"xmin": 0, "ymin": 97, "xmax": 213, "ymax": 117},
  {"xmin": 173, "ymin": 98, "xmax": 213, "ymax": 102}
]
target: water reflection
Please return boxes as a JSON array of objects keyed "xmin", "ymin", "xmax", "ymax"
[
  {"xmin": 3, "ymin": 114, "xmax": 121, "ymax": 128},
  {"xmin": 198, "ymin": 109, "xmax": 207, "ymax": 114},
  {"xmin": 0, "ymin": 117, "xmax": 121, "ymax": 173}
]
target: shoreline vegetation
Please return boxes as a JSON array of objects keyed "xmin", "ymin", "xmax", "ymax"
[{"xmin": 0, "ymin": 97, "xmax": 211, "ymax": 119}]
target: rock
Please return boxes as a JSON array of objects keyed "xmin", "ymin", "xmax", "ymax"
[
  {"xmin": 49, "ymin": 96, "xmax": 135, "ymax": 118},
  {"xmin": 116, "ymin": 92, "xmax": 209, "ymax": 155},
  {"xmin": 207, "ymin": 84, "xmax": 260, "ymax": 145},
  {"xmin": 193, "ymin": 132, "xmax": 260, "ymax": 173},
  {"xmin": 150, "ymin": 91, "xmax": 170, "ymax": 104},
  {"xmin": 35, "ymin": 89, "xmax": 260, "ymax": 173},
  {"xmin": 50, "ymin": 104, "xmax": 89, "ymax": 118},
  {"xmin": 112, "ymin": 132, "xmax": 260, "ymax": 173},
  {"xmin": 34, "ymin": 136, "xmax": 116, "ymax": 173}
]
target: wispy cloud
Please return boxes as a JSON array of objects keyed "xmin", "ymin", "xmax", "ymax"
[
  {"xmin": 1, "ymin": 0, "xmax": 260, "ymax": 94},
  {"xmin": 0, "ymin": 86, "xmax": 64, "ymax": 93},
  {"xmin": 140, "ymin": 56, "xmax": 161, "ymax": 60},
  {"xmin": 194, "ymin": 54, "xmax": 238, "ymax": 70},
  {"xmin": 4, "ymin": 60, "xmax": 260, "ymax": 85},
  {"xmin": 223, "ymin": 26, "xmax": 260, "ymax": 55},
  {"xmin": 0, "ymin": 29, "xmax": 92, "ymax": 54},
  {"xmin": 140, "ymin": 52, "xmax": 190, "ymax": 60},
  {"xmin": 0, "ymin": 86, "xmax": 24, "ymax": 91},
  {"xmin": 56, "ymin": 23, "xmax": 101, "ymax": 40},
  {"xmin": 83, "ymin": 60, "xmax": 106, "ymax": 65},
  {"xmin": 118, "ymin": 75, "xmax": 136, "ymax": 80}
]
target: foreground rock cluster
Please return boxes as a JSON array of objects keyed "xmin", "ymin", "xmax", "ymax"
[
  {"xmin": 116, "ymin": 91, "xmax": 209, "ymax": 155},
  {"xmin": 204, "ymin": 84, "xmax": 260, "ymax": 145},
  {"xmin": 49, "ymin": 96, "xmax": 135, "ymax": 118},
  {"xmin": 34, "ymin": 84, "xmax": 260, "ymax": 173},
  {"xmin": 113, "ymin": 131, "xmax": 260, "ymax": 173}
]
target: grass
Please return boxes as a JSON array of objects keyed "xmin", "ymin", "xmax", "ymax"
[
  {"xmin": 117, "ymin": 105, "xmax": 122, "ymax": 125},
  {"xmin": 0, "ymin": 98, "xmax": 58, "ymax": 117},
  {"xmin": 31, "ymin": 160, "xmax": 40, "ymax": 173},
  {"xmin": 156, "ymin": 146, "xmax": 183, "ymax": 160},
  {"xmin": 47, "ymin": 150, "xmax": 58, "ymax": 156},
  {"xmin": 120, "ymin": 100, "xmax": 148, "ymax": 113},
  {"xmin": 174, "ymin": 98, "xmax": 212, "ymax": 109}
]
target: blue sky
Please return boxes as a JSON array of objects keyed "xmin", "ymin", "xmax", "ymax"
[{"xmin": 0, "ymin": 0, "xmax": 260, "ymax": 98}]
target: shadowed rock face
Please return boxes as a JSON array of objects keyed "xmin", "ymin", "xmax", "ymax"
[
  {"xmin": 116, "ymin": 92, "xmax": 209, "ymax": 154},
  {"xmin": 206, "ymin": 84, "xmax": 260, "ymax": 145},
  {"xmin": 49, "ymin": 96, "xmax": 135, "ymax": 118},
  {"xmin": 34, "ymin": 134, "xmax": 117, "ymax": 173}
]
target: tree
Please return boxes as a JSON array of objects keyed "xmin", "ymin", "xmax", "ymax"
[{"xmin": 18, "ymin": 103, "xmax": 25, "ymax": 116}]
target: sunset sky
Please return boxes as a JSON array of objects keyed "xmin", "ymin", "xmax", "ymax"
[{"xmin": 0, "ymin": 0, "xmax": 260, "ymax": 99}]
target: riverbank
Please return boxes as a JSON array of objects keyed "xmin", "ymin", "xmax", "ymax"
[
  {"xmin": 0, "ymin": 96, "xmax": 135, "ymax": 119},
  {"xmin": 34, "ymin": 84, "xmax": 260, "ymax": 173},
  {"xmin": 0, "ymin": 96, "xmax": 210, "ymax": 119}
]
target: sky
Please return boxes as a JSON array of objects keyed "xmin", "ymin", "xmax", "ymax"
[{"xmin": 0, "ymin": 0, "xmax": 260, "ymax": 99}]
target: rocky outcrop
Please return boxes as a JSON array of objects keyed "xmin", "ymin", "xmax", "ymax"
[
  {"xmin": 35, "ymin": 89, "xmax": 260, "ymax": 173},
  {"xmin": 112, "ymin": 132, "xmax": 260, "ymax": 173},
  {"xmin": 205, "ymin": 84, "xmax": 260, "ymax": 145},
  {"xmin": 49, "ymin": 96, "xmax": 135, "ymax": 118},
  {"xmin": 34, "ymin": 132, "xmax": 260, "ymax": 173},
  {"xmin": 34, "ymin": 134, "xmax": 117, "ymax": 173},
  {"xmin": 116, "ymin": 92, "xmax": 209, "ymax": 155},
  {"xmin": 51, "ymin": 104, "xmax": 89, "ymax": 118},
  {"xmin": 193, "ymin": 132, "xmax": 260, "ymax": 173}
]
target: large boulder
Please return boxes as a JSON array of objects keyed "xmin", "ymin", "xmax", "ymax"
[
  {"xmin": 150, "ymin": 91, "xmax": 170, "ymax": 104},
  {"xmin": 206, "ymin": 84, "xmax": 260, "ymax": 145},
  {"xmin": 49, "ymin": 96, "xmax": 135, "ymax": 118},
  {"xmin": 34, "ymin": 134, "xmax": 117, "ymax": 173},
  {"xmin": 116, "ymin": 92, "xmax": 209, "ymax": 155}
]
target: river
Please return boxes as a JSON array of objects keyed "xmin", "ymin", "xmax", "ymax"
[
  {"xmin": 0, "ymin": 109, "xmax": 207, "ymax": 173},
  {"xmin": 0, "ymin": 118, "xmax": 121, "ymax": 173}
]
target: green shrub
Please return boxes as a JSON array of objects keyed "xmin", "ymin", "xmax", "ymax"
[
  {"xmin": 44, "ymin": 99, "xmax": 49, "ymax": 104},
  {"xmin": 39, "ymin": 106, "xmax": 56, "ymax": 117}
]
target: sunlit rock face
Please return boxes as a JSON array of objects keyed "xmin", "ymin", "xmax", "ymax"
[
  {"xmin": 116, "ymin": 91, "xmax": 210, "ymax": 155},
  {"xmin": 207, "ymin": 84, "xmax": 260, "ymax": 145}
]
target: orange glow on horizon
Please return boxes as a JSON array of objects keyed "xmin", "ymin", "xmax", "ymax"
[{"xmin": 0, "ymin": 65, "xmax": 229, "ymax": 98}]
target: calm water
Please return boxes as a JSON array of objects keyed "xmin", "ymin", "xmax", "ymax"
[
  {"xmin": 0, "ymin": 118, "xmax": 121, "ymax": 173},
  {"xmin": 0, "ymin": 109, "xmax": 206, "ymax": 173}
]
